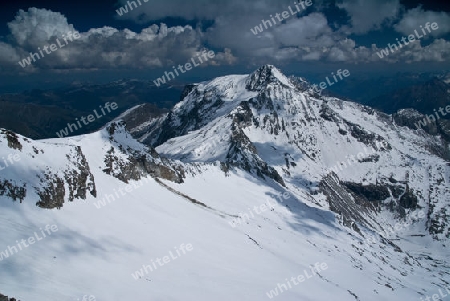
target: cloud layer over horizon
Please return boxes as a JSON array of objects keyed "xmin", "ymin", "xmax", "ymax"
[{"xmin": 1, "ymin": 0, "xmax": 449, "ymax": 73}]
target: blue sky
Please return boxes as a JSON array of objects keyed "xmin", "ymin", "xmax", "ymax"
[{"xmin": 0, "ymin": 0, "xmax": 449, "ymax": 90}]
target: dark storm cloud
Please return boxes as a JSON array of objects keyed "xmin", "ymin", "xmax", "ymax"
[
  {"xmin": 336, "ymin": 0, "xmax": 402, "ymax": 34},
  {"xmin": 113, "ymin": 0, "xmax": 450, "ymax": 64}
]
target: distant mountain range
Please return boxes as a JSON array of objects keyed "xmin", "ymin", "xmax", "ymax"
[
  {"xmin": 366, "ymin": 76, "xmax": 450, "ymax": 145},
  {"xmin": 0, "ymin": 79, "xmax": 183, "ymax": 139},
  {"xmin": 367, "ymin": 76, "xmax": 450, "ymax": 114},
  {"xmin": 321, "ymin": 71, "xmax": 449, "ymax": 104}
]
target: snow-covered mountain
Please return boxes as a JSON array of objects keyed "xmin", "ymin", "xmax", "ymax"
[
  {"xmin": 1, "ymin": 65, "xmax": 449, "ymax": 301},
  {"xmin": 129, "ymin": 64, "xmax": 449, "ymax": 236}
]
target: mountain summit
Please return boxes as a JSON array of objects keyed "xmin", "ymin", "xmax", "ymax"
[{"xmin": 245, "ymin": 64, "xmax": 294, "ymax": 91}]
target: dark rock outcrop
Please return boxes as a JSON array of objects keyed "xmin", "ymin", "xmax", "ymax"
[
  {"xmin": 103, "ymin": 122, "xmax": 185, "ymax": 184},
  {"xmin": 0, "ymin": 293, "xmax": 20, "ymax": 301},
  {"xmin": 36, "ymin": 146, "xmax": 97, "ymax": 209},
  {"xmin": 393, "ymin": 109, "xmax": 450, "ymax": 160},
  {"xmin": 0, "ymin": 179, "xmax": 26, "ymax": 202},
  {"xmin": 36, "ymin": 172, "xmax": 66, "ymax": 209},
  {"xmin": 0, "ymin": 129, "xmax": 22, "ymax": 150},
  {"xmin": 319, "ymin": 173, "xmax": 377, "ymax": 232}
]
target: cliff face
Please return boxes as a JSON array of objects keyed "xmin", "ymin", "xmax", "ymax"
[{"xmin": 0, "ymin": 121, "xmax": 186, "ymax": 210}]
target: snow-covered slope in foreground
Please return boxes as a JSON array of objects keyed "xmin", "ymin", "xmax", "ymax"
[
  {"xmin": 1, "ymin": 139, "xmax": 448, "ymax": 301},
  {"xmin": 0, "ymin": 65, "xmax": 449, "ymax": 301}
]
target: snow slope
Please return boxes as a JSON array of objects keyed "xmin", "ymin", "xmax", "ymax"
[{"xmin": 1, "ymin": 143, "xmax": 448, "ymax": 301}]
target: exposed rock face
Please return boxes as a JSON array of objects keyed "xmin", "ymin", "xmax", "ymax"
[
  {"xmin": 156, "ymin": 94, "xmax": 225, "ymax": 147},
  {"xmin": 0, "ymin": 293, "xmax": 20, "ymax": 301},
  {"xmin": 246, "ymin": 65, "xmax": 281, "ymax": 91},
  {"xmin": 35, "ymin": 172, "xmax": 66, "ymax": 209},
  {"xmin": 393, "ymin": 109, "xmax": 450, "ymax": 160},
  {"xmin": 342, "ymin": 181, "xmax": 419, "ymax": 215},
  {"xmin": 35, "ymin": 145, "xmax": 97, "ymax": 209},
  {"xmin": 103, "ymin": 146, "xmax": 142, "ymax": 182},
  {"xmin": 0, "ymin": 129, "xmax": 22, "ymax": 150},
  {"xmin": 398, "ymin": 185, "xmax": 419, "ymax": 209},
  {"xmin": 429, "ymin": 207, "xmax": 450, "ymax": 239},
  {"xmin": 393, "ymin": 109, "xmax": 438, "ymax": 134},
  {"xmin": 319, "ymin": 173, "xmax": 377, "ymax": 232},
  {"xmin": 321, "ymin": 103, "xmax": 392, "ymax": 152},
  {"xmin": 344, "ymin": 120, "xmax": 392, "ymax": 150},
  {"xmin": 103, "ymin": 122, "xmax": 185, "ymax": 184},
  {"xmin": 317, "ymin": 171, "xmax": 430, "ymax": 239},
  {"xmin": 219, "ymin": 101, "xmax": 285, "ymax": 186},
  {"xmin": 0, "ymin": 128, "xmax": 97, "ymax": 209},
  {"xmin": 343, "ymin": 182, "xmax": 390, "ymax": 202},
  {"xmin": 66, "ymin": 146, "xmax": 97, "ymax": 201},
  {"xmin": 0, "ymin": 179, "xmax": 26, "ymax": 202},
  {"xmin": 319, "ymin": 102, "xmax": 339, "ymax": 122},
  {"xmin": 179, "ymin": 84, "xmax": 197, "ymax": 101},
  {"xmin": 225, "ymin": 124, "xmax": 285, "ymax": 186},
  {"xmin": 103, "ymin": 146, "xmax": 184, "ymax": 184}
]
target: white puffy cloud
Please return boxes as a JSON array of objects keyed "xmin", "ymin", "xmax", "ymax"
[
  {"xmin": 394, "ymin": 7, "xmax": 450, "ymax": 37},
  {"xmin": 337, "ymin": 0, "xmax": 401, "ymax": 34},
  {"xmin": 396, "ymin": 39, "xmax": 450, "ymax": 63},
  {"xmin": 7, "ymin": 8, "xmax": 75, "ymax": 47},
  {"xmin": 1, "ymin": 8, "xmax": 235, "ymax": 72},
  {"xmin": 369, "ymin": 38, "xmax": 450, "ymax": 63}
]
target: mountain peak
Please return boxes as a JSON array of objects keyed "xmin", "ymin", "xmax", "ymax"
[{"xmin": 246, "ymin": 64, "xmax": 293, "ymax": 91}]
